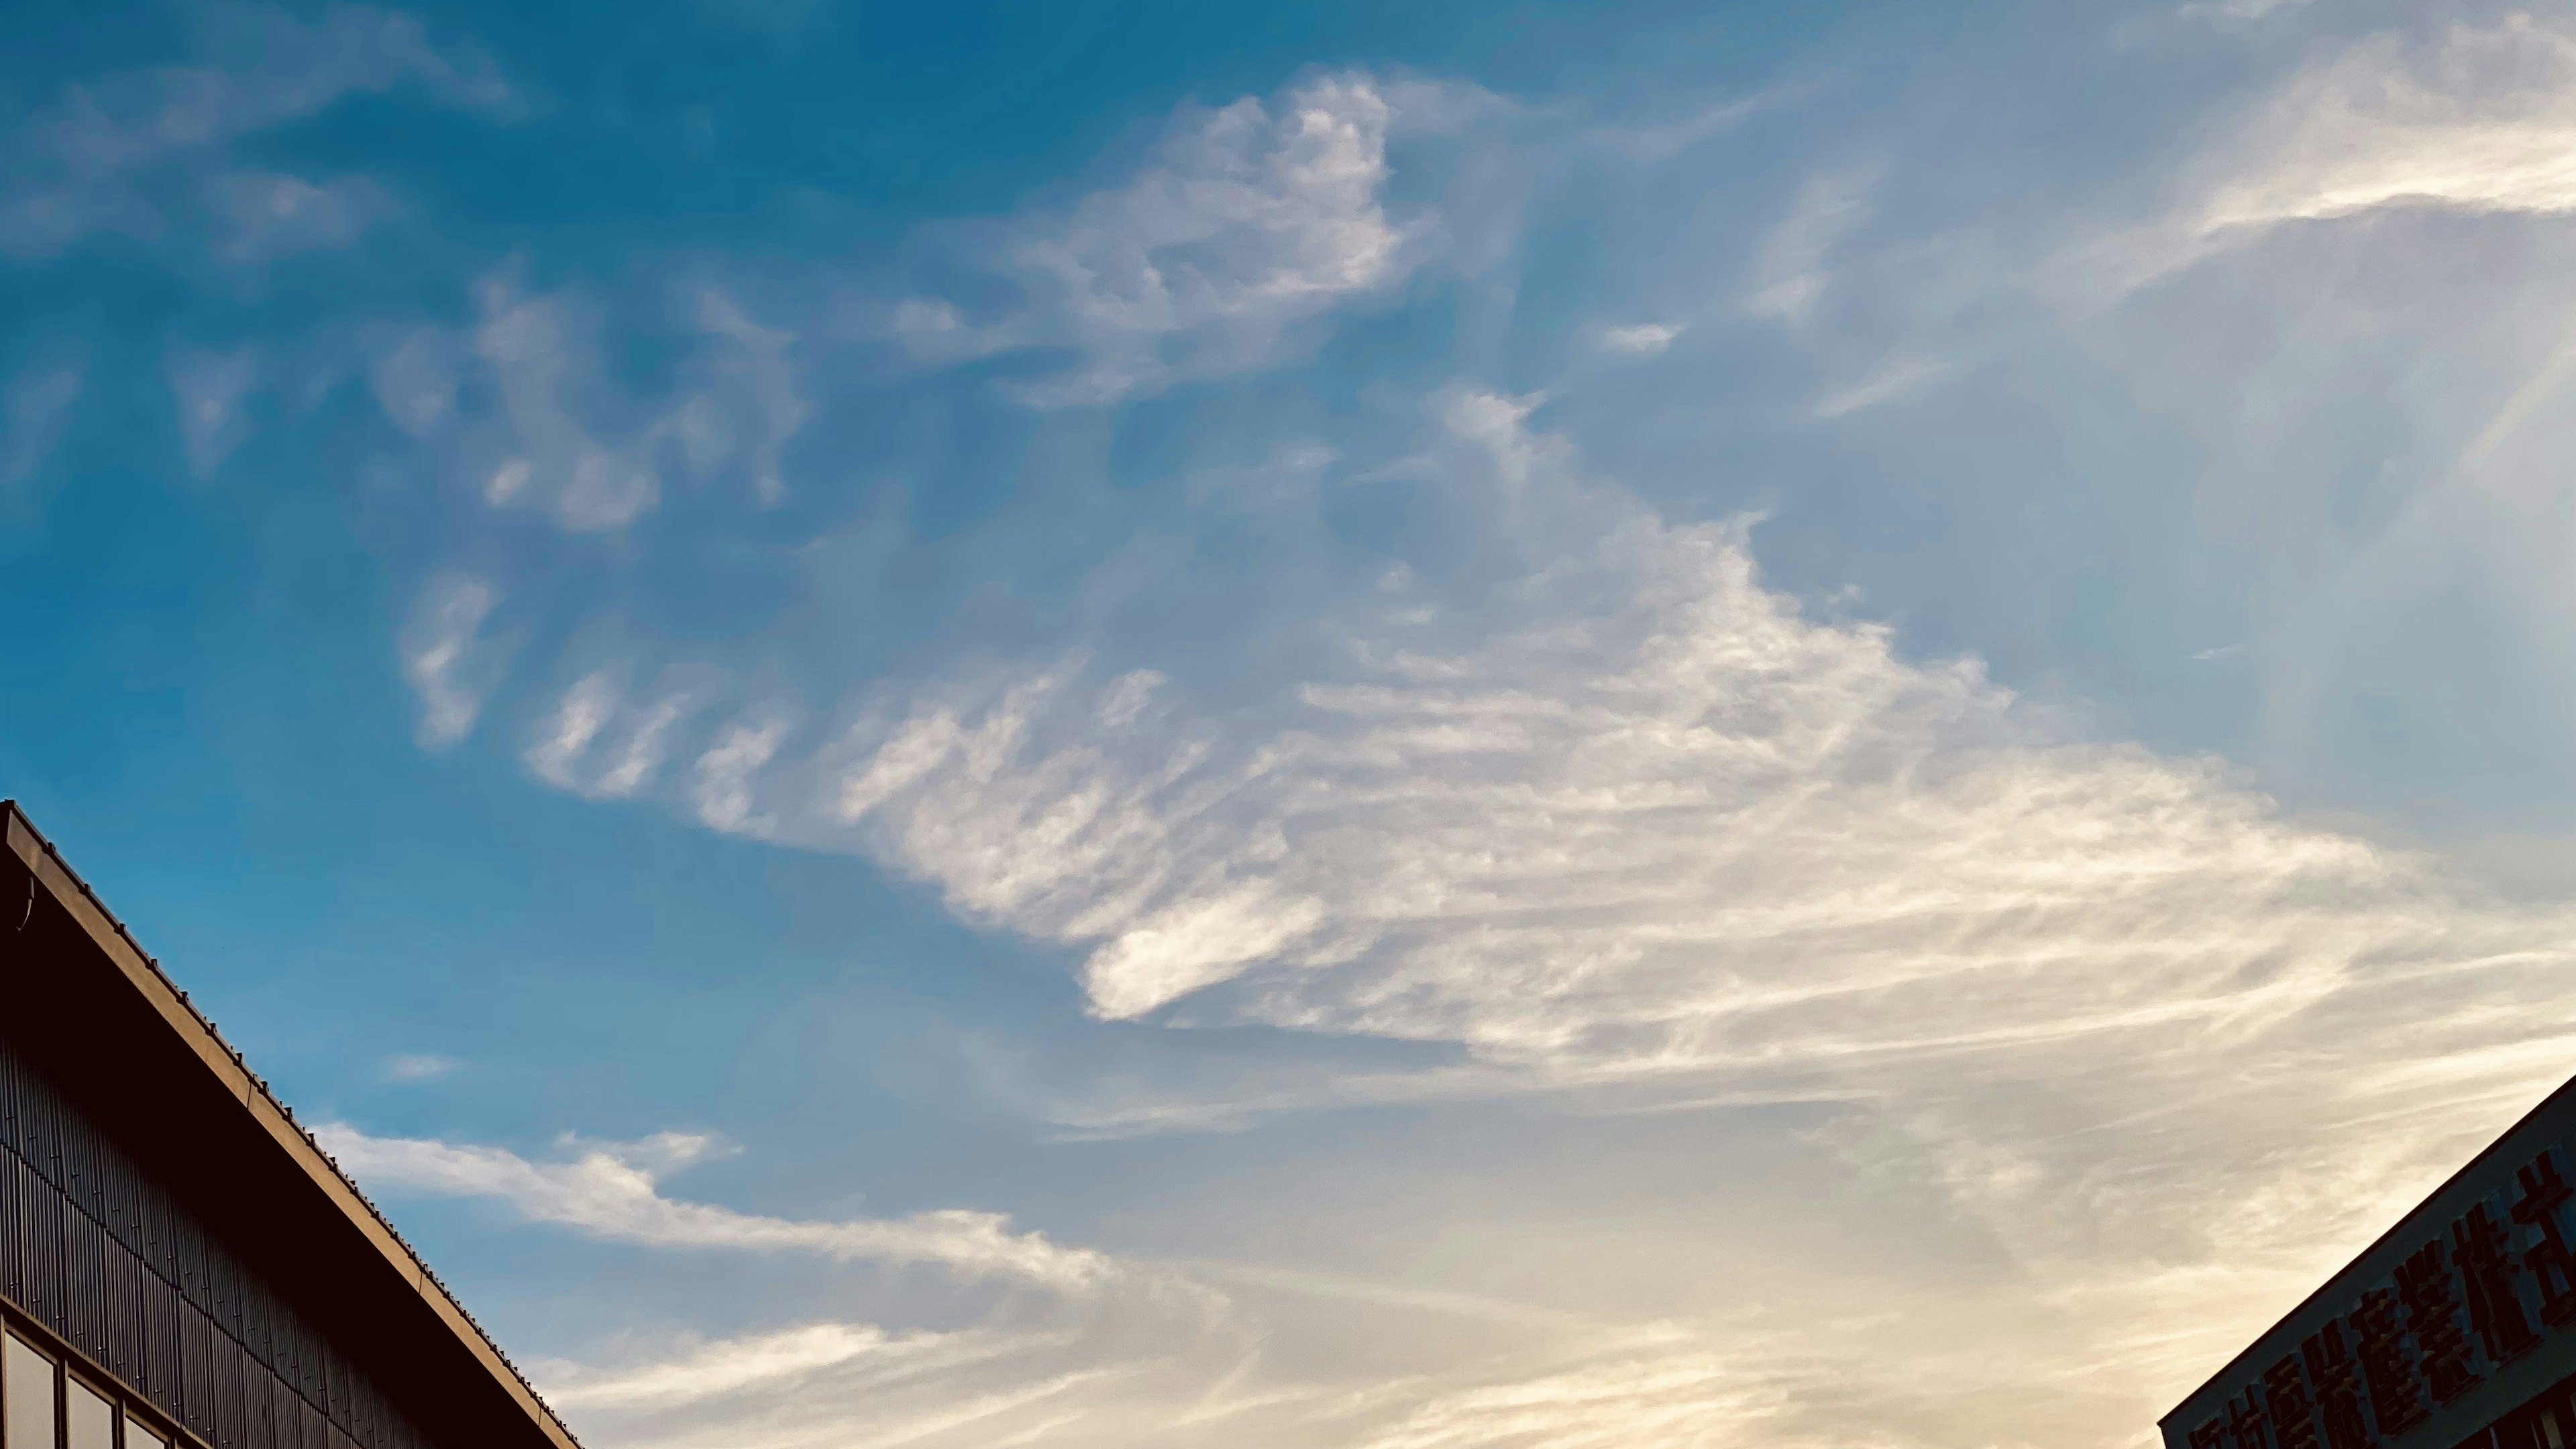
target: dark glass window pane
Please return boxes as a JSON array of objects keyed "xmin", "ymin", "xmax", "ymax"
[
  {"xmin": 4, "ymin": 1334, "xmax": 57, "ymax": 1449},
  {"xmin": 62, "ymin": 1381, "xmax": 108, "ymax": 1449}
]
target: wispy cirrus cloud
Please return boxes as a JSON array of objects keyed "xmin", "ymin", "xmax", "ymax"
[
  {"xmin": 379, "ymin": 1052, "xmax": 460, "ymax": 1082},
  {"xmin": 0, "ymin": 4, "xmax": 508, "ymax": 261},
  {"xmin": 526, "ymin": 667, "xmax": 706, "ymax": 799},
  {"xmin": 724, "ymin": 389, "xmax": 2504, "ymax": 1060},
  {"xmin": 1, "ymin": 347, "xmax": 88, "ymax": 494},
  {"xmin": 2092, "ymin": 14, "xmax": 2576, "ymax": 290},
  {"xmin": 472, "ymin": 379, "xmax": 2576, "ymax": 1442},
  {"xmin": 537, "ymin": 1321, "xmax": 1000, "ymax": 1411},
  {"xmin": 1589, "ymin": 322, "xmax": 1682, "ymax": 356},
  {"xmin": 2205, "ymin": 16, "xmax": 2576, "ymax": 229},
  {"xmin": 317, "ymin": 1124, "xmax": 1117, "ymax": 1290},
  {"xmin": 397, "ymin": 572, "xmax": 507, "ymax": 749},
  {"xmin": 143, "ymin": 11, "xmax": 2576, "ymax": 1446},
  {"xmin": 201, "ymin": 170, "xmax": 398, "ymax": 265},
  {"xmin": 1348, "ymin": 1339, "xmax": 1782, "ymax": 1449},
  {"xmin": 358, "ymin": 275, "xmax": 810, "ymax": 543},
  {"xmin": 165, "ymin": 342, "xmax": 262, "ymax": 476},
  {"xmin": 1746, "ymin": 166, "xmax": 1878, "ymax": 328},
  {"xmin": 890, "ymin": 72, "xmax": 1487, "ymax": 405},
  {"xmin": 535, "ymin": 1313, "xmax": 1810, "ymax": 1449}
]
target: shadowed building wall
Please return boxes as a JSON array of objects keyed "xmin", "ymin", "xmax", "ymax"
[{"xmin": 0, "ymin": 803, "xmax": 576, "ymax": 1449}]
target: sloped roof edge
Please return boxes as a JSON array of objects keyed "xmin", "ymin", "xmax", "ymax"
[{"xmin": 0, "ymin": 800, "xmax": 582, "ymax": 1449}]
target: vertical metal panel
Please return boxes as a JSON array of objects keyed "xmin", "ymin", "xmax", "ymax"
[
  {"xmin": 294, "ymin": 1312, "xmax": 325, "ymax": 1413},
  {"xmin": 105, "ymin": 1234, "xmax": 142, "ymax": 1385},
  {"xmin": 174, "ymin": 1212, "xmax": 210, "ymax": 1318},
  {"xmin": 321, "ymin": 1343, "xmax": 350, "ymax": 1428},
  {"xmin": 212, "ymin": 1330, "xmax": 245, "ymax": 1449},
  {"xmin": 100, "ymin": 1151, "xmax": 136, "ymax": 1251},
  {"xmin": 20, "ymin": 1065, "xmax": 64, "ymax": 1190},
  {"xmin": 264, "ymin": 1298, "xmax": 292, "ymax": 1408},
  {"xmin": 142, "ymin": 1273, "xmax": 180, "ymax": 1421},
  {"xmin": 237, "ymin": 1276, "xmax": 270, "ymax": 1377},
  {"xmin": 134, "ymin": 1177, "xmax": 171, "ymax": 1281},
  {"xmin": 63, "ymin": 1202, "xmax": 110, "ymax": 1362},
  {"xmin": 348, "ymin": 1371, "xmax": 378, "ymax": 1449},
  {"xmin": 0, "ymin": 1048, "xmax": 25, "ymax": 1157},
  {"xmin": 19, "ymin": 1155, "xmax": 66, "ymax": 1333},
  {"xmin": 62, "ymin": 1113, "xmax": 97, "ymax": 1218},
  {"xmin": 0, "ymin": 1151, "xmax": 23, "ymax": 1309},
  {"xmin": 181, "ymin": 1298, "xmax": 219, "ymax": 1442},
  {"xmin": 207, "ymin": 1247, "xmax": 243, "ymax": 1348},
  {"xmin": 272, "ymin": 1370, "xmax": 304, "ymax": 1449},
  {"xmin": 237, "ymin": 1334, "xmax": 265, "ymax": 1449},
  {"xmin": 0, "ymin": 1039, "xmax": 445, "ymax": 1449},
  {"xmin": 267, "ymin": 1298, "xmax": 298, "ymax": 1407},
  {"xmin": 246, "ymin": 1348, "xmax": 274, "ymax": 1449}
]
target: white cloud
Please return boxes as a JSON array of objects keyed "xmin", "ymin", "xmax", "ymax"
[
  {"xmin": 1591, "ymin": 322, "xmax": 1682, "ymax": 356},
  {"xmin": 368, "ymin": 325, "xmax": 462, "ymax": 437},
  {"xmin": 585, "ymin": 1351, "xmax": 1146, "ymax": 1449},
  {"xmin": 165, "ymin": 343, "xmax": 260, "ymax": 476},
  {"xmin": 528, "ymin": 667, "xmax": 704, "ymax": 798},
  {"xmin": 1809, "ymin": 352, "xmax": 1951, "ymax": 417},
  {"xmin": 315, "ymin": 19, "xmax": 2576, "ymax": 1447},
  {"xmin": 696, "ymin": 288, "xmax": 806, "ymax": 506},
  {"xmin": 1741, "ymin": 162, "xmax": 1988, "ymax": 416},
  {"xmin": 1351, "ymin": 1339, "xmax": 1782, "ymax": 1449},
  {"xmin": 364, "ymin": 276, "xmax": 809, "ymax": 535},
  {"xmin": 2091, "ymin": 15, "xmax": 2576, "ymax": 290},
  {"xmin": 1184, "ymin": 442, "xmax": 1339, "ymax": 511},
  {"xmin": 202, "ymin": 170, "xmax": 396, "ymax": 264},
  {"xmin": 398, "ymin": 572, "xmax": 506, "ymax": 748},
  {"xmin": 894, "ymin": 72, "xmax": 1468, "ymax": 405},
  {"xmin": 803, "ymin": 390, "xmax": 2463, "ymax": 1057},
  {"xmin": 586, "ymin": 388, "xmax": 2576, "ymax": 1102},
  {"xmin": 317, "ymin": 1124, "xmax": 1116, "ymax": 1290},
  {"xmin": 1, "ymin": 349, "xmax": 87, "ymax": 492},
  {"xmin": 537, "ymin": 1322, "xmax": 1015, "ymax": 1412},
  {"xmin": 2206, "ymin": 17, "xmax": 2576, "ymax": 231},
  {"xmin": 2033, "ymin": 20, "xmax": 2576, "ymax": 828},
  {"xmin": 517, "ymin": 1255, "xmax": 2123, "ymax": 1449},
  {"xmin": 533, "ymin": 1311, "xmax": 1807, "ymax": 1449},
  {"xmin": 692, "ymin": 713, "xmax": 797, "ymax": 834},
  {"xmin": 1590, "ymin": 91, "xmax": 1774, "ymax": 166},
  {"xmin": 0, "ymin": 4, "xmax": 508, "ymax": 260},
  {"xmin": 519, "ymin": 382, "xmax": 2576, "ymax": 1443},
  {"xmin": 1748, "ymin": 168, "xmax": 1878, "ymax": 327},
  {"xmin": 472, "ymin": 283, "xmax": 665, "ymax": 531},
  {"xmin": 380, "ymin": 1052, "xmax": 459, "ymax": 1082},
  {"xmin": 528, "ymin": 669, "xmax": 624, "ymax": 787},
  {"xmin": 2177, "ymin": 0, "xmax": 2314, "ymax": 23}
]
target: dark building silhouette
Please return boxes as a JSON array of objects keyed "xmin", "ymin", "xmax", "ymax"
[
  {"xmin": 2163, "ymin": 1076, "xmax": 2576, "ymax": 1449},
  {"xmin": 0, "ymin": 804, "xmax": 574, "ymax": 1449}
]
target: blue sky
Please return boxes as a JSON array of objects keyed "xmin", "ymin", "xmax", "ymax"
[{"xmin": 10, "ymin": 1, "xmax": 2576, "ymax": 1444}]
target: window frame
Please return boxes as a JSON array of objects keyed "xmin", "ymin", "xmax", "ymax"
[
  {"xmin": 0, "ymin": 1303, "xmax": 201, "ymax": 1449},
  {"xmin": 3, "ymin": 1326, "xmax": 60, "ymax": 1449},
  {"xmin": 60, "ymin": 1368, "xmax": 115, "ymax": 1449}
]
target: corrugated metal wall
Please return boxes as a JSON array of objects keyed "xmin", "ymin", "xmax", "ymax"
[{"xmin": 0, "ymin": 1036, "xmax": 436, "ymax": 1449}]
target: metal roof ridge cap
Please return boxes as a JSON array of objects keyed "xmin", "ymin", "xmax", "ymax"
[{"xmin": 0, "ymin": 801, "xmax": 585, "ymax": 1449}]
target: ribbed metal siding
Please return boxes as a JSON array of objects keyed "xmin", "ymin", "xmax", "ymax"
[{"xmin": 0, "ymin": 1038, "xmax": 439, "ymax": 1449}]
